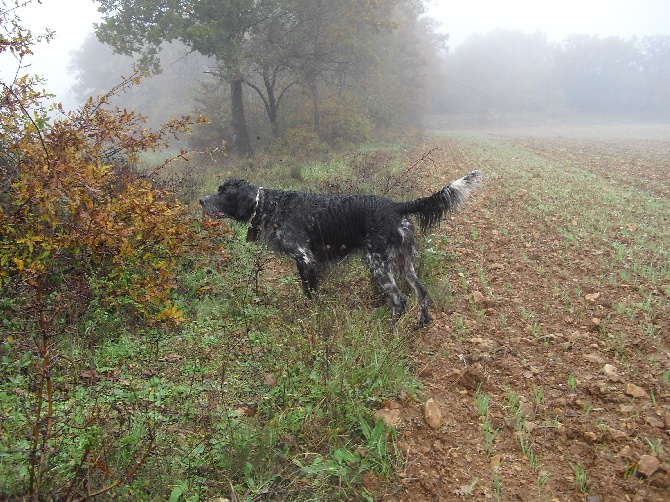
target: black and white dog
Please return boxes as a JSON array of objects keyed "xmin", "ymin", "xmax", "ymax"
[{"xmin": 200, "ymin": 171, "xmax": 482, "ymax": 326}]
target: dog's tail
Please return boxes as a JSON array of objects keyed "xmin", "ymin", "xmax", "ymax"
[{"xmin": 397, "ymin": 170, "xmax": 483, "ymax": 231}]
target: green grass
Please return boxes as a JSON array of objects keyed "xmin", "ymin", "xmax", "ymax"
[{"xmin": 0, "ymin": 144, "xmax": 425, "ymax": 500}]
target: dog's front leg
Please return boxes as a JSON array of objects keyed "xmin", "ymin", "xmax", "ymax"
[{"xmin": 295, "ymin": 259, "xmax": 320, "ymax": 298}]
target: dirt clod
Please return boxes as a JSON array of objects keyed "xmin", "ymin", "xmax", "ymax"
[{"xmin": 637, "ymin": 455, "xmax": 661, "ymax": 478}]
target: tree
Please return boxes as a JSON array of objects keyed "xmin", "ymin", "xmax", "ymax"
[
  {"xmin": 639, "ymin": 35, "xmax": 670, "ymax": 117},
  {"xmin": 439, "ymin": 30, "xmax": 558, "ymax": 118},
  {"xmin": 96, "ymin": 0, "xmax": 269, "ymax": 155}
]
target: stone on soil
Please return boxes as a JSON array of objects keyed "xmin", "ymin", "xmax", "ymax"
[
  {"xmin": 624, "ymin": 383, "xmax": 648, "ymax": 399},
  {"xmin": 424, "ymin": 398, "xmax": 442, "ymax": 430},
  {"xmin": 373, "ymin": 408, "xmax": 402, "ymax": 427},
  {"xmin": 637, "ymin": 455, "xmax": 660, "ymax": 478}
]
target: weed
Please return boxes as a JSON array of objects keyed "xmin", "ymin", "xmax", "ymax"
[
  {"xmin": 532, "ymin": 385, "xmax": 544, "ymax": 406},
  {"xmin": 537, "ymin": 470, "xmax": 550, "ymax": 495},
  {"xmin": 474, "ymin": 385, "xmax": 499, "ymax": 459},
  {"xmin": 454, "ymin": 314, "xmax": 467, "ymax": 340},
  {"xmin": 569, "ymin": 461, "xmax": 590, "ymax": 494},
  {"xmin": 492, "ymin": 472, "xmax": 502, "ymax": 502},
  {"xmin": 622, "ymin": 463, "xmax": 638, "ymax": 479},
  {"xmin": 645, "ymin": 437, "xmax": 664, "ymax": 458}
]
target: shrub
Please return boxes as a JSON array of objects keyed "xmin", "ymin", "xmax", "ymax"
[{"xmin": 0, "ymin": 8, "xmax": 222, "ymax": 496}]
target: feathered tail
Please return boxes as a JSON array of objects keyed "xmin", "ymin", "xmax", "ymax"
[{"xmin": 397, "ymin": 170, "xmax": 483, "ymax": 231}]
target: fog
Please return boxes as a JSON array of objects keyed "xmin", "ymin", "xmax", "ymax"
[
  {"xmin": 427, "ymin": 0, "xmax": 670, "ymax": 48},
  {"xmin": 3, "ymin": 0, "xmax": 669, "ymax": 150},
  {"xmin": 4, "ymin": 0, "xmax": 669, "ymax": 110}
]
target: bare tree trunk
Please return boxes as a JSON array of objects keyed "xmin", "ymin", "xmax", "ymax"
[
  {"xmin": 231, "ymin": 78, "xmax": 252, "ymax": 155},
  {"xmin": 308, "ymin": 77, "xmax": 320, "ymax": 135}
]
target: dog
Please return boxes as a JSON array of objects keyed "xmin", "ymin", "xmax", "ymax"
[{"xmin": 199, "ymin": 171, "xmax": 482, "ymax": 326}]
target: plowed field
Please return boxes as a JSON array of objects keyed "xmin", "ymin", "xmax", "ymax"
[{"xmin": 386, "ymin": 124, "xmax": 670, "ymax": 501}]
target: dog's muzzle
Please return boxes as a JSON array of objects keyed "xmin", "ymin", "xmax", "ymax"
[{"xmin": 199, "ymin": 195, "xmax": 227, "ymax": 218}]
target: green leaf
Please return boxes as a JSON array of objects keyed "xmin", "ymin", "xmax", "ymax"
[{"xmin": 168, "ymin": 481, "xmax": 187, "ymax": 502}]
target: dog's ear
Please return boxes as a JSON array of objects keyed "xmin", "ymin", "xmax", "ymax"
[{"xmin": 223, "ymin": 179, "xmax": 258, "ymax": 222}]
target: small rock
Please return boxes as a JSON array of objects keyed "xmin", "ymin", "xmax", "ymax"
[
  {"xmin": 585, "ymin": 292, "xmax": 601, "ymax": 301},
  {"xmin": 234, "ymin": 406, "xmax": 252, "ymax": 416},
  {"xmin": 625, "ymin": 383, "xmax": 648, "ymax": 399},
  {"xmin": 646, "ymin": 414, "xmax": 665, "ymax": 429},
  {"xmin": 446, "ymin": 368, "xmax": 463, "ymax": 382},
  {"xmin": 263, "ymin": 373, "xmax": 277, "ymax": 387},
  {"xmin": 584, "ymin": 353, "xmax": 605, "ymax": 364},
  {"xmin": 602, "ymin": 364, "xmax": 618, "ymax": 380},
  {"xmin": 524, "ymin": 421, "xmax": 537, "ymax": 432},
  {"xmin": 583, "ymin": 431, "xmax": 599, "ymax": 442},
  {"xmin": 424, "ymin": 398, "xmax": 442, "ymax": 430},
  {"xmin": 468, "ymin": 337, "xmax": 491, "ymax": 348},
  {"xmin": 637, "ymin": 455, "xmax": 660, "ymax": 478},
  {"xmin": 619, "ymin": 404, "xmax": 635, "ymax": 413},
  {"xmin": 381, "ymin": 399, "xmax": 401, "ymax": 410},
  {"xmin": 568, "ymin": 330, "xmax": 585, "ymax": 342},
  {"xmin": 608, "ymin": 428, "xmax": 628, "ymax": 442},
  {"xmin": 490, "ymin": 454, "xmax": 501, "ymax": 469},
  {"xmin": 617, "ymin": 445, "xmax": 635, "ymax": 460},
  {"xmin": 472, "ymin": 291, "xmax": 485, "ymax": 303},
  {"xmin": 372, "ymin": 408, "xmax": 402, "ymax": 427}
]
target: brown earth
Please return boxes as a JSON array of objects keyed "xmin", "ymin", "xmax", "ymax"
[{"xmin": 378, "ymin": 125, "xmax": 670, "ymax": 501}]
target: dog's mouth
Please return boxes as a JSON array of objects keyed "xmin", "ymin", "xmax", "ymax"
[{"xmin": 203, "ymin": 209, "xmax": 229, "ymax": 219}]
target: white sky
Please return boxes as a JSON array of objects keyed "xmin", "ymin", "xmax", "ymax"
[
  {"xmin": 427, "ymin": 0, "xmax": 670, "ymax": 47},
  {"xmin": 3, "ymin": 0, "xmax": 670, "ymax": 110}
]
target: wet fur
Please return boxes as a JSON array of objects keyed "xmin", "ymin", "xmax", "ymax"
[{"xmin": 199, "ymin": 171, "xmax": 482, "ymax": 326}]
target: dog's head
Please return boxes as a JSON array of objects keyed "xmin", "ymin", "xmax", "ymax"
[{"xmin": 199, "ymin": 179, "xmax": 259, "ymax": 222}]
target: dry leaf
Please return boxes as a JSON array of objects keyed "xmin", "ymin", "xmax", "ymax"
[{"xmin": 160, "ymin": 352, "xmax": 183, "ymax": 362}]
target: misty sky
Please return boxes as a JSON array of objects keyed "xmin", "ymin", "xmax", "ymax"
[{"xmin": 3, "ymin": 0, "xmax": 670, "ymax": 109}]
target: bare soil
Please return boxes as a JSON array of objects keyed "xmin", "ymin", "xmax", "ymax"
[{"xmin": 381, "ymin": 125, "xmax": 670, "ymax": 501}]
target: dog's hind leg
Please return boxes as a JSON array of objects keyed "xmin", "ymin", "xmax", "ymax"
[
  {"xmin": 398, "ymin": 257, "xmax": 432, "ymax": 326},
  {"xmin": 366, "ymin": 251, "xmax": 407, "ymax": 318},
  {"xmin": 397, "ymin": 219, "xmax": 432, "ymax": 326}
]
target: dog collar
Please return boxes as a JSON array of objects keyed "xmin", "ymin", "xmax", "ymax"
[
  {"xmin": 250, "ymin": 187, "xmax": 262, "ymax": 222},
  {"xmin": 247, "ymin": 187, "xmax": 263, "ymax": 242}
]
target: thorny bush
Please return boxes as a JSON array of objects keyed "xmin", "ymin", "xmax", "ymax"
[{"xmin": 0, "ymin": 3, "xmax": 224, "ymax": 496}]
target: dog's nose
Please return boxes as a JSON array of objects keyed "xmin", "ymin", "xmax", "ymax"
[{"xmin": 199, "ymin": 196, "xmax": 206, "ymax": 206}]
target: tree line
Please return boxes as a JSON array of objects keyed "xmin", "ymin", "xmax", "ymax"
[
  {"xmin": 73, "ymin": 4, "xmax": 670, "ymax": 154},
  {"xmin": 435, "ymin": 30, "xmax": 670, "ymax": 121}
]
